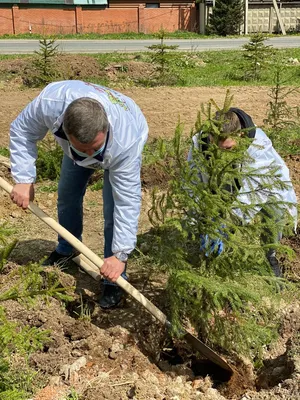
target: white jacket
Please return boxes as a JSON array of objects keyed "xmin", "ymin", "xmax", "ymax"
[
  {"xmin": 10, "ymin": 80, "xmax": 149, "ymax": 254},
  {"xmin": 188, "ymin": 128, "xmax": 298, "ymax": 229}
]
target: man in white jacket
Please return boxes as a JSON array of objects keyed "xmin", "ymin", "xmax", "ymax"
[
  {"xmin": 188, "ymin": 108, "xmax": 297, "ymax": 277},
  {"xmin": 9, "ymin": 80, "xmax": 148, "ymax": 308}
]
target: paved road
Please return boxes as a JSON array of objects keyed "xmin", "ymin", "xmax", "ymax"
[{"xmin": 0, "ymin": 36, "xmax": 299, "ymax": 54}]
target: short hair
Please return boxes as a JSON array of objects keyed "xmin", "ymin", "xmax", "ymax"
[
  {"xmin": 63, "ymin": 97, "xmax": 108, "ymax": 144},
  {"xmin": 215, "ymin": 111, "xmax": 242, "ymax": 136}
]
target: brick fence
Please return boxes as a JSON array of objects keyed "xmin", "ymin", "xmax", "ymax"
[{"xmin": 0, "ymin": 5, "xmax": 197, "ymax": 35}]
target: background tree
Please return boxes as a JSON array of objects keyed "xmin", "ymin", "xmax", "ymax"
[
  {"xmin": 146, "ymin": 29, "xmax": 179, "ymax": 86},
  {"xmin": 262, "ymin": 58, "xmax": 300, "ymax": 159},
  {"xmin": 208, "ymin": 0, "xmax": 244, "ymax": 36},
  {"xmin": 23, "ymin": 38, "xmax": 59, "ymax": 87},
  {"xmin": 264, "ymin": 58, "xmax": 300, "ymax": 140},
  {"xmin": 242, "ymin": 33, "xmax": 275, "ymax": 80}
]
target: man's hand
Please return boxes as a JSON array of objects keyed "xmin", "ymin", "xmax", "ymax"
[
  {"xmin": 100, "ymin": 256, "xmax": 126, "ymax": 282},
  {"xmin": 200, "ymin": 234, "xmax": 224, "ymax": 257},
  {"xmin": 10, "ymin": 183, "xmax": 34, "ymax": 209},
  {"xmin": 200, "ymin": 225, "xmax": 228, "ymax": 257}
]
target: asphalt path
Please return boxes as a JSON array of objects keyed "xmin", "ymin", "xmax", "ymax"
[{"xmin": 0, "ymin": 36, "xmax": 299, "ymax": 54}]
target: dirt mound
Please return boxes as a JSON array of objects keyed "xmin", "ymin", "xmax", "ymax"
[
  {"xmin": 2, "ymin": 258, "xmax": 300, "ymax": 400},
  {"xmin": 1, "ymin": 271, "xmax": 228, "ymax": 400},
  {"xmin": 104, "ymin": 60, "xmax": 155, "ymax": 84},
  {"xmin": 0, "ymin": 57, "xmax": 29, "ymax": 76},
  {"xmin": 0, "ymin": 55, "xmax": 154, "ymax": 87}
]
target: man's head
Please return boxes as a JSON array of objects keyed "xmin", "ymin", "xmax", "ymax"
[
  {"xmin": 63, "ymin": 97, "xmax": 109, "ymax": 156},
  {"xmin": 214, "ymin": 110, "xmax": 242, "ymax": 150}
]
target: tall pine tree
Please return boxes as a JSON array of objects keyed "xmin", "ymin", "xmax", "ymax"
[{"xmin": 209, "ymin": 0, "xmax": 244, "ymax": 36}]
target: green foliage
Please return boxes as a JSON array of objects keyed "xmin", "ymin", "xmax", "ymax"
[
  {"xmin": 147, "ymin": 92, "xmax": 296, "ymax": 358},
  {"xmin": 208, "ymin": 0, "xmax": 244, "ymax": 36},
  {"xmin": 143, "ymin": 137, "xmax": 190, "ymax": 167},
  {"xmin": 0, "ymin": 255, "xmax": 74, "ymax": 397},
  {"xmin": 264, "ymin": 59, "xmax": 300, "ymax": 135},
  {"xmin": 65, "ymin": 389, "xmax": 81, "ymax": 400},
  {"xmin": 0, "ymin": 147, "xmax": 9, "ymax": 157},
  {"xmin": 266, "ymin": 126, "xmax": 300, "ymax": 156},
  {"xmin": 241, "ymin": 33, "xmax": 275, "ymax": 81},
  {"xmin": 0, "ymin": 308, "xmax": 49, "ymax": 356},
  {"xmin": 167, "ymin": 271, "xmax": 281, "ymax": 354},
  {"xmin": 35, "ymin": 38, "xmax": 59, "ymax": 76},
  {"xmin": 0, "ymin": 194, "xmax": 73, "ymax": 399},
  {"xmin": 0, "ymin": 240, "xmax": 17, "ymax": 272},
  {"xmin": 0, "ymin": 223, "xmax": 17, "ymax": 272},
  {"xmin": 23, "ymin": 38, "xmax": 59, "ymax": 87},
  {"xmin": 36, "ymin": 135, "xmax": 63, "ymax": 181},
  {"xmin": 38, "ymin": 182, "xmax": 59, "ymax": 193},
  {"xmin": 73, "ymin": 293, "xmax": 91, "ymax": 322},
  {"xmin": 0, "ymin": 259, "xmax": 58, "ymax": 398},
  {"xmin": 0, "ymin": 307, "xmax": 47, "ymax": 399},
  {"xmin": 262, "ymin": 58, "xmax": 300, "ymax": 156},
  {"xmin": 87, "ymin": 170, "xmax": 104, "ymax": 191},
  {"xmin": 90, "ymin": 180, "xmax": 103, "ymax": 191},
  {"xmin": 146, "ymin": 29, "xmax": 180, "ymax": 86},
  {"xmin": 0, "ymin": 263, "xmax": 74, "ymax": 303}
]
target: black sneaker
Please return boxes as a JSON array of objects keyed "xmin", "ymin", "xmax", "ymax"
[
  {"xmin": 99, "ymin": 284, "xmax": 124, "ymax": 309},
  {"xmin": 42, "ymin": 250, "xmax": 76, "ymax": 267},
  {"xmin": 268, "ymin": 255, "xmax": 282, "ymax": 278}
]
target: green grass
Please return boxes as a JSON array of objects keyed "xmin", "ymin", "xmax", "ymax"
[
  {"xmin": 0, "ymin": 54, "xmax": 31, "ymax": 61},
  {"xmin": 1, "ymin": 32, "xmax": 300, "ymax": 40},
  {"xmin": 0, "ymin": 31, "xmax": 212, "ymax": 40},
  {"xmin": 38, "ymin": 182, "xmax": 58, "ymax": 193},
  {"xmin": 91, "ymin": 48, "xmax": 300, "ymax": 87},
  {"xmin": 267, "ymin": 126, "xmax": 300, "ymax": 157},
  {"xmin": 2, "ymin": 44, "xmax": 300, "ymax": 88}
]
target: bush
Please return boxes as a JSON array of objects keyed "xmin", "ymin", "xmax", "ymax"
[{"xmin": 36, "ymin": 135, "xmax": 63, "ymax": 181}]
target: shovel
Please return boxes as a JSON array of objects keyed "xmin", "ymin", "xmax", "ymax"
[{"xmin": 0, "ymin": 176, "xmax": 233, "ymax": 373}]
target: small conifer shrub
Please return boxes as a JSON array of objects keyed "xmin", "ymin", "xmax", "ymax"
[
  {"xmin": 147, "ymin": 92, "xmax": 296, "ymax": 359},
  {"xmin": 242, "ymin": 33, "xmax": 275, "ymax": 81},
  {"xmin": 23, "ymin": 38, "xmax": 59, "ymax": 87},
  {"xmin": 146, "ymin": 29, "xmax": 179, "ymax": 86}
]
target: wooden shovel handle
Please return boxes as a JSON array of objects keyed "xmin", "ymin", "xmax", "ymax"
[
  {"xmin": 0, "ymin": 176, "xmax": 234, "ymax": 373},
  {"xmin": 0, "ymin": 177, "xmax": 168, "ymax": 325}
]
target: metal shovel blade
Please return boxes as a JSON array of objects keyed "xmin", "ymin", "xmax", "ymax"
[{"xmin": 183, "ymin": 330, "xmax": 232, "ymax": 372}]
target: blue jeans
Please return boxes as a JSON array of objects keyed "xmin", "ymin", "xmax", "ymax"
[{"xmin": 56, "ymin": 155, "xmax": 127, "ymax": 283}]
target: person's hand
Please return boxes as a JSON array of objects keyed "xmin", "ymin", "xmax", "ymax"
[
  {"xmin": 199, "ymin": 225, "xmax": 227, "ymax": 257},
  {"xmin": 10, "ymin": 183, "xmax": 34, "ymax": 209},
  {"xmin": 200, "ymin": 234, "xmax": 224, "ymax": 257},
  {"xmin": 100, "ymin": 256, "xmax": 126, "ymax": 282}
]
